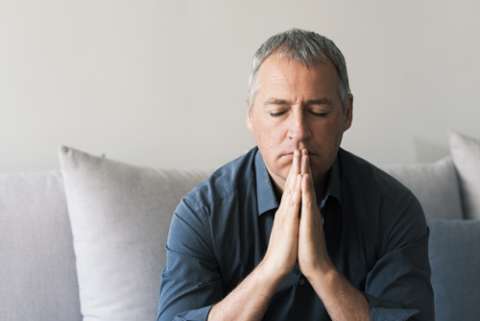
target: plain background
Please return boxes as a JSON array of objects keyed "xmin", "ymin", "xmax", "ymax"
[{"xmin": 1, "ymin": 0, "xmax": 479, "ymax": 174}]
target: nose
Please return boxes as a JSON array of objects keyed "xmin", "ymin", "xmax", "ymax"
[{"xmin": 287, "ymin": 109, "xmax": 311, "ymax": 145}]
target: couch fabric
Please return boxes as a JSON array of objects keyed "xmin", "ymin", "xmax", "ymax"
[
  {"xmin": 449, "ymin": 131, "xmax": 480, "ymax": 219},
  {"xmin": 0, "ymin": 171, "xmax": 82, "ymax": 321},
  {"xmin": 429, "ymin": 219, "xmax": 480, "ymax": 321}
]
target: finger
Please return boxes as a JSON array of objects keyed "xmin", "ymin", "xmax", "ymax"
[
  {"xmin": 302, "ymin": 173, "xmax": 324, "ymax": 226},
  {"xmin": 290, "ymin": 174, "xmax": 302, "ymax": 209},
  {"xmin": 281, "ymin": 172, "xmax": 301, "ymax": 212},
  {"xmin": 303, "ymin": 152, "xmax": 317, "ymax": 205},
  {"xmin": 301, "ymin": 149, "xmax": 308, "ymax": 175},
  {"xmin": 284, "ymin": 149, "xmax": 300, "ymax": 191},
  {"xmin": 282, "ymin": 173, "xmax": 301, "ymax": 218},
  {"xmin": 292, "ymin": 148, "xmax": 300, "ymax": 175},
  {"xmin": 301, "ymin": 173, "xmax": 314, "ymax": 211},
  {"xmin": 299, "ymin": 174, "xmax": 313, "ymax": 238},
  {"xmin": 305, "ymin": 149, "xmax": 313, "ymax": 176},
  {"xmin": 288, "ymin": 174, "xmax": 302, "ymax": 224}
]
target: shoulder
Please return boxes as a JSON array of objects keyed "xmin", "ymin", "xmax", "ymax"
[
  {"xmin": 339, "ymin": 148, "xmax": 427, "ymax": 252},
  {"xmin": 179, "ymin": 146, "xmax": 258, "ymax": 216},
  {"xmin": 338, "ymin": 147, "xmax": 417, "ymax": 206}
]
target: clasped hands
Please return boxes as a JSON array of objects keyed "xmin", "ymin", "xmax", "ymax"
[{"xmin": 262, "ymin": 148, "xmax": 334, "ymax": 282}]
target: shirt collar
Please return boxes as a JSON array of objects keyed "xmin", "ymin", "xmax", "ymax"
[{"xmin": 255, "ymin": 147, "xmax": 342, "ymax": 216}]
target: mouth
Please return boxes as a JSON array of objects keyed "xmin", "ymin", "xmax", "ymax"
[{"xmin": 281, "ymin": 151, "xmax": 317, "ymax": 157}]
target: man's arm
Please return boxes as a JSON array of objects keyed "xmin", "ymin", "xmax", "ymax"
[
  {"xmin": 300, "ymin": 196, "xmax": 432, "ymax": 321},
  {"xmin": 297, "ymin": 149, "xmax": 433, "ymax": 321},
  {"xmin": 363, "ymin": 194, "xmax": 434, "ymax": 321},
  {"xmin": 207, "ymin": 260, "xmax": 281, "ymax": 321},
  {"xmin": 298, "ymin": 150, "xmax": 370, "ymax": 321},
  {"xmin": 308, "ymin": 265, "xmax": 371, "ymax": 321},
  {"xmin": 157, "ymin": 150, "xmax": 305, "ymax": 321},
  {"xmin": 156, "ymin": 198, "xmax": 224, "ymax": 321},
  {"xmin": 208, "ymin": 150, "xmax": 304, "ymax": 321}
]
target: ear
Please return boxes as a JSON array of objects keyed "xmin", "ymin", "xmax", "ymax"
[
  {"xmin": 343, "ymin": 94, "xmax": 353, "ymax": 131},
  {"xmin": 246, "ymin": 104, "xmax": 254, "ymax": 132}
]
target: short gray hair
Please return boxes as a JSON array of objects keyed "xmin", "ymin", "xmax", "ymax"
[{"xmin": 247, "ymin": 28, "xmax": 351, "ymax": 107}]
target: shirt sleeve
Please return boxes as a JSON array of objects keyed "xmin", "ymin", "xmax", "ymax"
[
  {"xmin": 155, "ymin": 197, "xmax": 224, "ymax": 321},
  {"xmin": 364, "ymin": 192, "xmax": 435, "ymax": 321}
]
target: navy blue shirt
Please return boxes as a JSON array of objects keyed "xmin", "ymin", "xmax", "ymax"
[{"xmin": 156, "ymin": 146, "xmax": 434, "ymax": 321}]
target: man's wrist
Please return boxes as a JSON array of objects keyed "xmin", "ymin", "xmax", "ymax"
[
  {"xmin": 256, "ymin": 259, "xmax": 288, "ymax": 287},
  {"xmin": 304, "ymin": 261, "xmax": 337, "ymax": 287}
]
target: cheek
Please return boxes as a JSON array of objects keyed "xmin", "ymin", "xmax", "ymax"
[
  {"xmin": 310, "ymin": 121, "xmax": 345, "ymax": 171},
  {"xmin": 251, "ymin": 121, "xmax": 288, "ymax": 172},
  {"xmin": 313, "ymin": 116, "xmax": 345, "ymax": 145},
  {"xmin": 256, "ymin": 121, "xmax": 286, "ymax": 149}
]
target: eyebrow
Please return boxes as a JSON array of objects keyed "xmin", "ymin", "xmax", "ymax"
[
  {"xmin": 264, "ymin": 98, "xmax": 290, "ymax": 106},
  {"xmin": 304, "ymin": 98, "xmax": 333, "ymax": 106},
  {"xmin": 263, "ymin": 97, "xmax": 334, "ymax": 107}
]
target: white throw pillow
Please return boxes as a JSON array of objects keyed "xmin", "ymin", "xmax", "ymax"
[
  {"xmin": 449, "ymin": 131, "xmax": 480, "ymax": 219},
  {"xmin": 59, "ymin": 146, "xmax": 207, "ymax": 321},
  {"xmin": 383, "ymin": 157, "xmax": 463, "ymax": 220}
]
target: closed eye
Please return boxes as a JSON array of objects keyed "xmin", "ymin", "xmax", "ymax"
[
  {"xmin": 269, "ymin": 110, "xmax": 329, "ymax": 117},
  {"xmin": 310, "ymin": 111, "xmax": 329, "ymax": 117},
  {"xmin": 269, "ymin": 110, "xmax": 287, "ymax": 117}
]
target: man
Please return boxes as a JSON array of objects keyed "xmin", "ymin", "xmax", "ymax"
[{"xmin": 156, "ymin": 29, "xmax": 434, "ymax": 321}]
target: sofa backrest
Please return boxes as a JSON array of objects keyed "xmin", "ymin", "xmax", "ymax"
[
  {"xmin": 0, "ymin": 170, "xmax": 82, "ymax": 321},
  {"xmin": 381, "ymin": 156, "xmax": 463, "ymax": 220},
  {"xmin": 0, "ymin": 155, "xmax": 464, "ymax": 321}
]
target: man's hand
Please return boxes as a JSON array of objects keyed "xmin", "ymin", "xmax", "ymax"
[
  {"xmin": 208, "ymin": 150, "xmax": 303, "ymax": 321},
  {"xmin": 298, "ymin": 148, "xmax": 334, "ymax": 279},
  {"xmin": 209, "ymin": 149, "xmax": 370, "ymax": 321},
  {"xmin": 297, "ymin": 148, "xmax": 370, "ymax": 321},
  {"xmin": 261, "ymin": 149, "xmax": 302, "ymax": 279}
]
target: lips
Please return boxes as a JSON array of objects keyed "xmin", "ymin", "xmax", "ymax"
[{"xmin": 281, "ymin": 151, "xmax": 317, "ymax": 157}]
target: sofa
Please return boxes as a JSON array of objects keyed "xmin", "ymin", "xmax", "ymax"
[{"xmin": 1, "ymin": 130, "xmax": 479, "ymax": 321}]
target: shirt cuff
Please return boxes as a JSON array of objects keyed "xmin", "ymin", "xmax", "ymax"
[
  {"xmin": 366, "ymin": 294, "xmax": 419, "ymax": 321},
  {"xmin": 172, "ymin": 305, "xmax": 213, "ymax": 321}
]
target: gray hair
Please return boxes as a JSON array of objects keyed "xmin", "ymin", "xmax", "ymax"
[{"xmin": 247, "ymin": 28, "xmax": 351, "ymax": 108}]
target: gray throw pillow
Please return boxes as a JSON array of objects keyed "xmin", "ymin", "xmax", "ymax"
[
  {"xmin": 59, "ymin": 146, "xmax": 207, "ymax": 321},
  {"xmin": 383, "ymin": 157, "xmax": 463, "ymax": 220},
  {"xmin": 449, "ymin": 131, "xmax": 480, "ymax": 219},
  {"xmin": 429, "ymin": 219, "xmax": 480, "ymax": 321}
]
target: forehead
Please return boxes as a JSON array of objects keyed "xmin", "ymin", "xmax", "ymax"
[{"xmin": 256, "ymin": 53, "xmax": 340, "ymax": 99}]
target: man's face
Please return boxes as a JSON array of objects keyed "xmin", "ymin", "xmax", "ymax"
[{"xmin": 246, "ymin": 53, "xmax": 353, "ymax": 190}]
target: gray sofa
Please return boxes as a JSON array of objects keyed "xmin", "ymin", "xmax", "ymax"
[{"xmin": 1, "ymin": 134, "xmax": 479, "ymax": 321}]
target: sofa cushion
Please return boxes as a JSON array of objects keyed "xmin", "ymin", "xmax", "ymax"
[
  {"xmin": 59, "ymin": 146, "xmax": 207, "ymax": 321},
  {"xmin": 382, "ymin": 157, "xmax": 462, "ymax": 220},
  {"xmin": 0, "ymin": 171, "xmax": 82, "ymax": 321},
  {"xmin": 449, "ymin": 131, "xmax": 480, "ymax": 219},
  {"xmin": 429, "ymin": 219, "xmax": 480, "ymax": 321}
]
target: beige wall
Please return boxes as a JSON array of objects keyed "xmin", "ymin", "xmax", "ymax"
[{"xmin": 2, "ymin": 0, "xmax": 479, "ymax": 174}]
